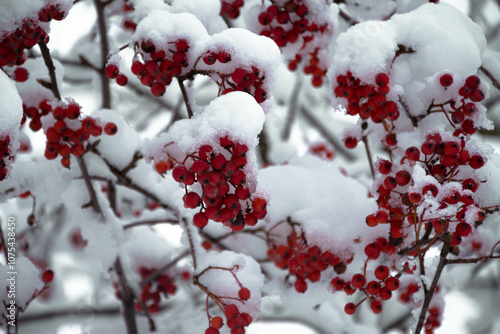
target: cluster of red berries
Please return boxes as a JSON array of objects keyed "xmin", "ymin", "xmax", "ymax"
[
  {"xmin": 258, "ymin": 1, "xmax": 330, "ymax": 87},
  {"xmin": 170, "ymin": 136, "xmax": 267, "ymax": 231},
  {"xmin": 267, "ymin": 228, "xmax": 345, "ymax": 293},
  {"xmin": 366, "ymin": 132, "xmax": 486, "ymax": 250},
  {"xmin": 335, "ymin": 71, "xmax": 399, "ymax": 134},
  {"xmin": 206, "ymin": 304, "xmax": 253, "ymax": 334},
  {"xmin": 22, "ymin": 100, "xmax": 53, "ymax": 131},
  {"xmin": 40, "ymin": 100, "xmax": 117, "ymax": 167},
  {"xmin": 133, "ymin": 267, "xmax": 177, "ymax": 314},
  {"xmin": 437, "ymin": 73, "xmax": 485, "ymax": 137},
  {"xmin": 220, "ymin": 0, "xmax": 244, "ymax": 19},
  {"xmin": 334, "ymin": 266, "xmax": 401, "ymax": 315},
  {"xmin": 201, "ymin": 52, "xmax": 268, "ymax": 103},
  {"xmin": 0, "ymin": 135, "xmax": 13, "ymax": 181},
  {"xmin": 308, "ymin": 141, "xmax": 334, "ymax": 161},
  {"xmin": 110, "ymin": 38, "xmax": 191, "ymax": 96},
  {"xmin": 105, "ymin": 62, "xmax": 128, "ymax": 87},
  {"xmin": 120, "ymin": 2, "xmax": 136, "ymax": 32},
  {"xmin": 0, "ymin": 2, "xmax": 67, "ymax": 68}
]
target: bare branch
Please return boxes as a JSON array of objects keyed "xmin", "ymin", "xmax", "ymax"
[{"xmin": 38, "ymin": 40, "xmax": 61, "ymax": 100}]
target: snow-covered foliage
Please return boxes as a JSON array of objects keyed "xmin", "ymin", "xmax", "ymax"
[{"xmin": 1, "ymin": 0, "xmax": 500, "ymax": 334}]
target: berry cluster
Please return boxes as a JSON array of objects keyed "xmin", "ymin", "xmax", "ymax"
[
  {"xmin": 131, "ymin": 267, "xmax": 177, "ymax": 314},
  {"xmin": 0, "ymin": 135, "xmax": 13, "ymax": 181},
  {"xmin": 220, "ymin": 0, "xmax": 244, "ymax": 19},
  {"xmin": 258, "ymin": 1, "xmax": 331, "ymax": 86},
  {"xmin": 201, "ymin": 53, "xmax": 268, "ymax": 103},
  {"xmin": 436, "ymin": 73, "xmax": 485, "ymax": 137},
  {"xmin": 334, "ymin": 71, "xmax": 399, "ymax": 149},
  {"xmin": 332, "ymin": 244, "xmax": 402, "ymax": 314},
  {"xmin": 112, "ymin": 38, "xmax": 191, "ymax": 96},
  {"xmin": 170, "ymin": 136, "xmax": 267, "ymax": 230},
  {"xmin": 41, "ymin": 100, "xmax": 117, "ymax": 167},
  {"xmin": 308, "ymin": 141, "xmax": 334, "ymax": 161},
  {"xmin": 367, "ymin": 132, "xmax": 486, "ymax": 250},
  {"xmin": 22, "ymin": 100, "xmax": 53, "ymax": 131},
  {"xmin": 0, "ymin": 2, "xmax": 67, "ymax": 68},
  {"xmin": 267, "ymin": 226, "xmax": 345, "ymax": 293}
]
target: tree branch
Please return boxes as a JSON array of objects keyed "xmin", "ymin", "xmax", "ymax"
[
  {"xmin": 177, "ymin": 78, "xmax": 193, "ymax": 118},
  {"xmin": 480, "ymin": 66, "xmax": 500, "ymax": 91},
  {"xmin": 415, "ymin": 233, "xmax": 452, "ymax": 334},
  {"xmin": 113, "ymin": 257, "xmax": 138, "ymax": 334},
  {"xmin": 300, "ymin": 106, "xmax": 356, "ymax": 161},
  {"xmin": 93, "ymin": 0, "xmax": 111, "ymax": 109},
  {"xmin": 282, "ymin": 77, "xmax": 302, "ymax": 140},
  {"xmin": 38, "ymin": 40, "xmax": 61, "ymax": 100},
  {"xmin": 77, "ymin": 156, "xmax": 103, "ymax": 217}
]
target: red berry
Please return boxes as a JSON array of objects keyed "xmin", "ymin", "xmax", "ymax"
[
  {"xmin": 385, "ymin": 276, "xmax": 400, "ymax": 291},
  {"xmin": 42, "ymin": 269, "xmax": 54, "ymax": 283},
  {"xmin": 377, "ymin": 160, "xmax": 392, "ymax": 175},
  {"xmin": 374, "ymin": 265, "xmax": 389, "ymax": 280},
  {"xmin": 131, "ymin": 61, "xmax": 145, "ymax": 75},
  {"xmin": 193, "ymin": 212, "xmax": 208, "ymax": 228},
  {"xmin": 366, "ymin": 281, "xmax": 380, "ymax": 295},
  {"xmin": 217, "ymin": 52, "xmax": 231, "ymax": 63},
  {"xmin": 375, "ymin": 73, "xmax": 390, "ymax": 87},
  {"xmin": 351, "ymin": 274, "xmax": 366, "ymax": 288},
  {"xmin": 183, "ymin": 192, "xmax": 201, "ymax": 209},
  {"xmin": 395, "ymin": 170, "xmax": 411, "ymax": 186},
  {"xmin": 294, "ymin": 279, "xmax": 307, "ymax": 293},
  {"xmin": 439, "ymin": 73, "xmax": 453, "ymax": 87},
  {"xmin": 344, "ymin": 303, "xmax": 356, "ymax": 315},
  {"xmin": 116, "ymin": 74, "xmax": 128, "ymax": 86},
  {"xmin": 104, "ymin": 122, "xmax": 118, "ymax": 135},
  {"xmin": 469, "ymin": 155, "xmax": 485, "ymax": 169},
  {"xmin": 370, "ymin": 300, "xmax": 383, "ymax": 314},
  {"xmin": 105, "ymin": 64, "xmax": 119, "ymax": 79},
  {"xmin": 343, "ymin": 136, "xmax": 357, "ymax": 149},
  {"xmin": 175, "ymin": 39, "xmax": 189, "ymax": 52},
  {"xmin": 465, "ymin": 75, "xmax": 480, "ymax": 89},
  {"xmin": 238, "ymin": 287, "xmax": 251, "ymax": 300},
  {"xmin": 405, "ymin": 147, "xmax": 420, "ymax": 161},
  {"xmin": 203, "ymin": 52, "xmax": 217, "ymax": 65},
  {"xmin": 13, "ymin": 67, "xmax": 29, "ymax": 82},
  {"xmin": 151, "ymin": 82, "xmax": 166, "ymax": 97}
]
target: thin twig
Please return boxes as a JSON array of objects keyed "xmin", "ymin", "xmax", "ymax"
[
  {"xmin": 445, "ymin": 254, "xmax": 500, "ymax": 265},
  {"xmin": 77, "ymin": 156, "xmax": 104, "ymax": 217},
  {"xmin": 415, "ymin": 233, "xmax": 452, "ymax": 334},
  {"xmin": 338, "ymin": 7, "xmax": 359, "ymax": 26},
  {"xmin": 140, "ymin": 251, "xmax": 190, "ymax": 287},
  {"xmin": 480, "ymin": 66, "xmax": 500, "ymax": 91},
  {"xmin": 177, "ymin": 77, "xmax": 193, "ymax": 118},
  {"xmin": 38, "ymin": 40, "xmax": 61, "ymax": 100},
  {"xmin": 300, "ymin": 106, "xmax": 356, "ymax": 161},
  {"xmin": 362, "ymin": 136, "xmax": 375, "ymax": 179},
  {"xmin": 123, "ymin": 218, "xmax": 179, "ymax": 229},
  {"xmin": 113, "ymin": 257, "xmax": 139, "ymax": 334},
  {"xmin": 282, "ymin": 77, "xmax": 302, "ymax": 140},
  {"xmin": 181, "ymin": 218, "xmax": 198, "ymax": 270}
]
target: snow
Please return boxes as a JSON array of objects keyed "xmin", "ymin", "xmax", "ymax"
[
  {"xmin": 0, "ymin": 257, "xmax": 43, "ymax": 310},
  {"xmin": 196, "ymin": 250, "xmax": 264, "ymax": 319},
  {"xmin": 0, "ymin": 70, "xmax": 23, "ymax": 166},
  {"xmin": 259, "ymin": 156, "xmax": 381, "ymax": 255},
  {"xmin": 0, "ymin": 0, "xmax": 73, "ymax": 36},
  {"xmin": 169, "ymin": 0, "xmax": 226, "ymax": 34}
]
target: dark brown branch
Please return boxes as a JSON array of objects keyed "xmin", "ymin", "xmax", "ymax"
[
  {"xmin": 181, "ymin": 218, "xmax": 198, "ymax": 269},
  {"xmin": 93, "ymin": 0, "xmax": 111, "ymax": 108},
  {"xmin": 282, "ymin": 78, "xmax": 302, "ymax": 140},
  {"xmin": 123, "ymin": 218, "xmax": 179, "ymax": 229},
  {"xmin": 445, "ymin": 254, "xmax": 500, "ymax": 265},
  {"xmin": 480, "ymin": 66, "xmax": 500, "ymax": 91},
  {"xmin": 140, "ymin": 251, "xmax": 190, "ymax": 287},
  {"xmin": 177, "ymin": 78, "xmax": 193, "ymax": 118},
  {"xmin": 300, "ymin": 106, "xmax": 356, "ymax": 161},
  {"xmin": 113, "ymin": 257, "xmax": 138, "ymax": 334},
  {"xmin": 338, "ymin": 7, "xmax": 359, "ymax": 26},
  {"xmin": 415, "ymin": 233, "xmax": 452, "ymax": 334},
  {"xmin": 38, "ymin": 40, "xmax": 61, "ymax": 100},
  {"xmin": 0, "ymin": 220, "xmax": 9, "ymax": 263},
  {"xmin": 362, "ymin": 135, "xmax": 375, "ymax": 179},
  {"xmin": 77, "ymin": 156, "xmax": 103, "ymax": 217}
]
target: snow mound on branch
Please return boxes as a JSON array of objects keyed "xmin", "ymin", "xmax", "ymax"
[
  {"xmin": 196, "ymin": 250, "xmax": 264, "ymax": 319},
  {"xmin": 169, "ymin": 92, "xmax": 265, "ymax": 191},
  {"xmin": 259, "ymin": 156, "xmax": 382, "ymax": 254},
  {"xmin": 330, "ymin": 3, "xmax": 487, "ymax": 116},
  {"xmin": 0, "ymin": 70, "xmax": 23, "ymax": 179},
  {"xmin": 169, "ymin": 0, "xmax": 226, "ymax": 34},
  {"xmin": 0, "ymin": 0, "xmax": 73, "ymax": 35}
]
